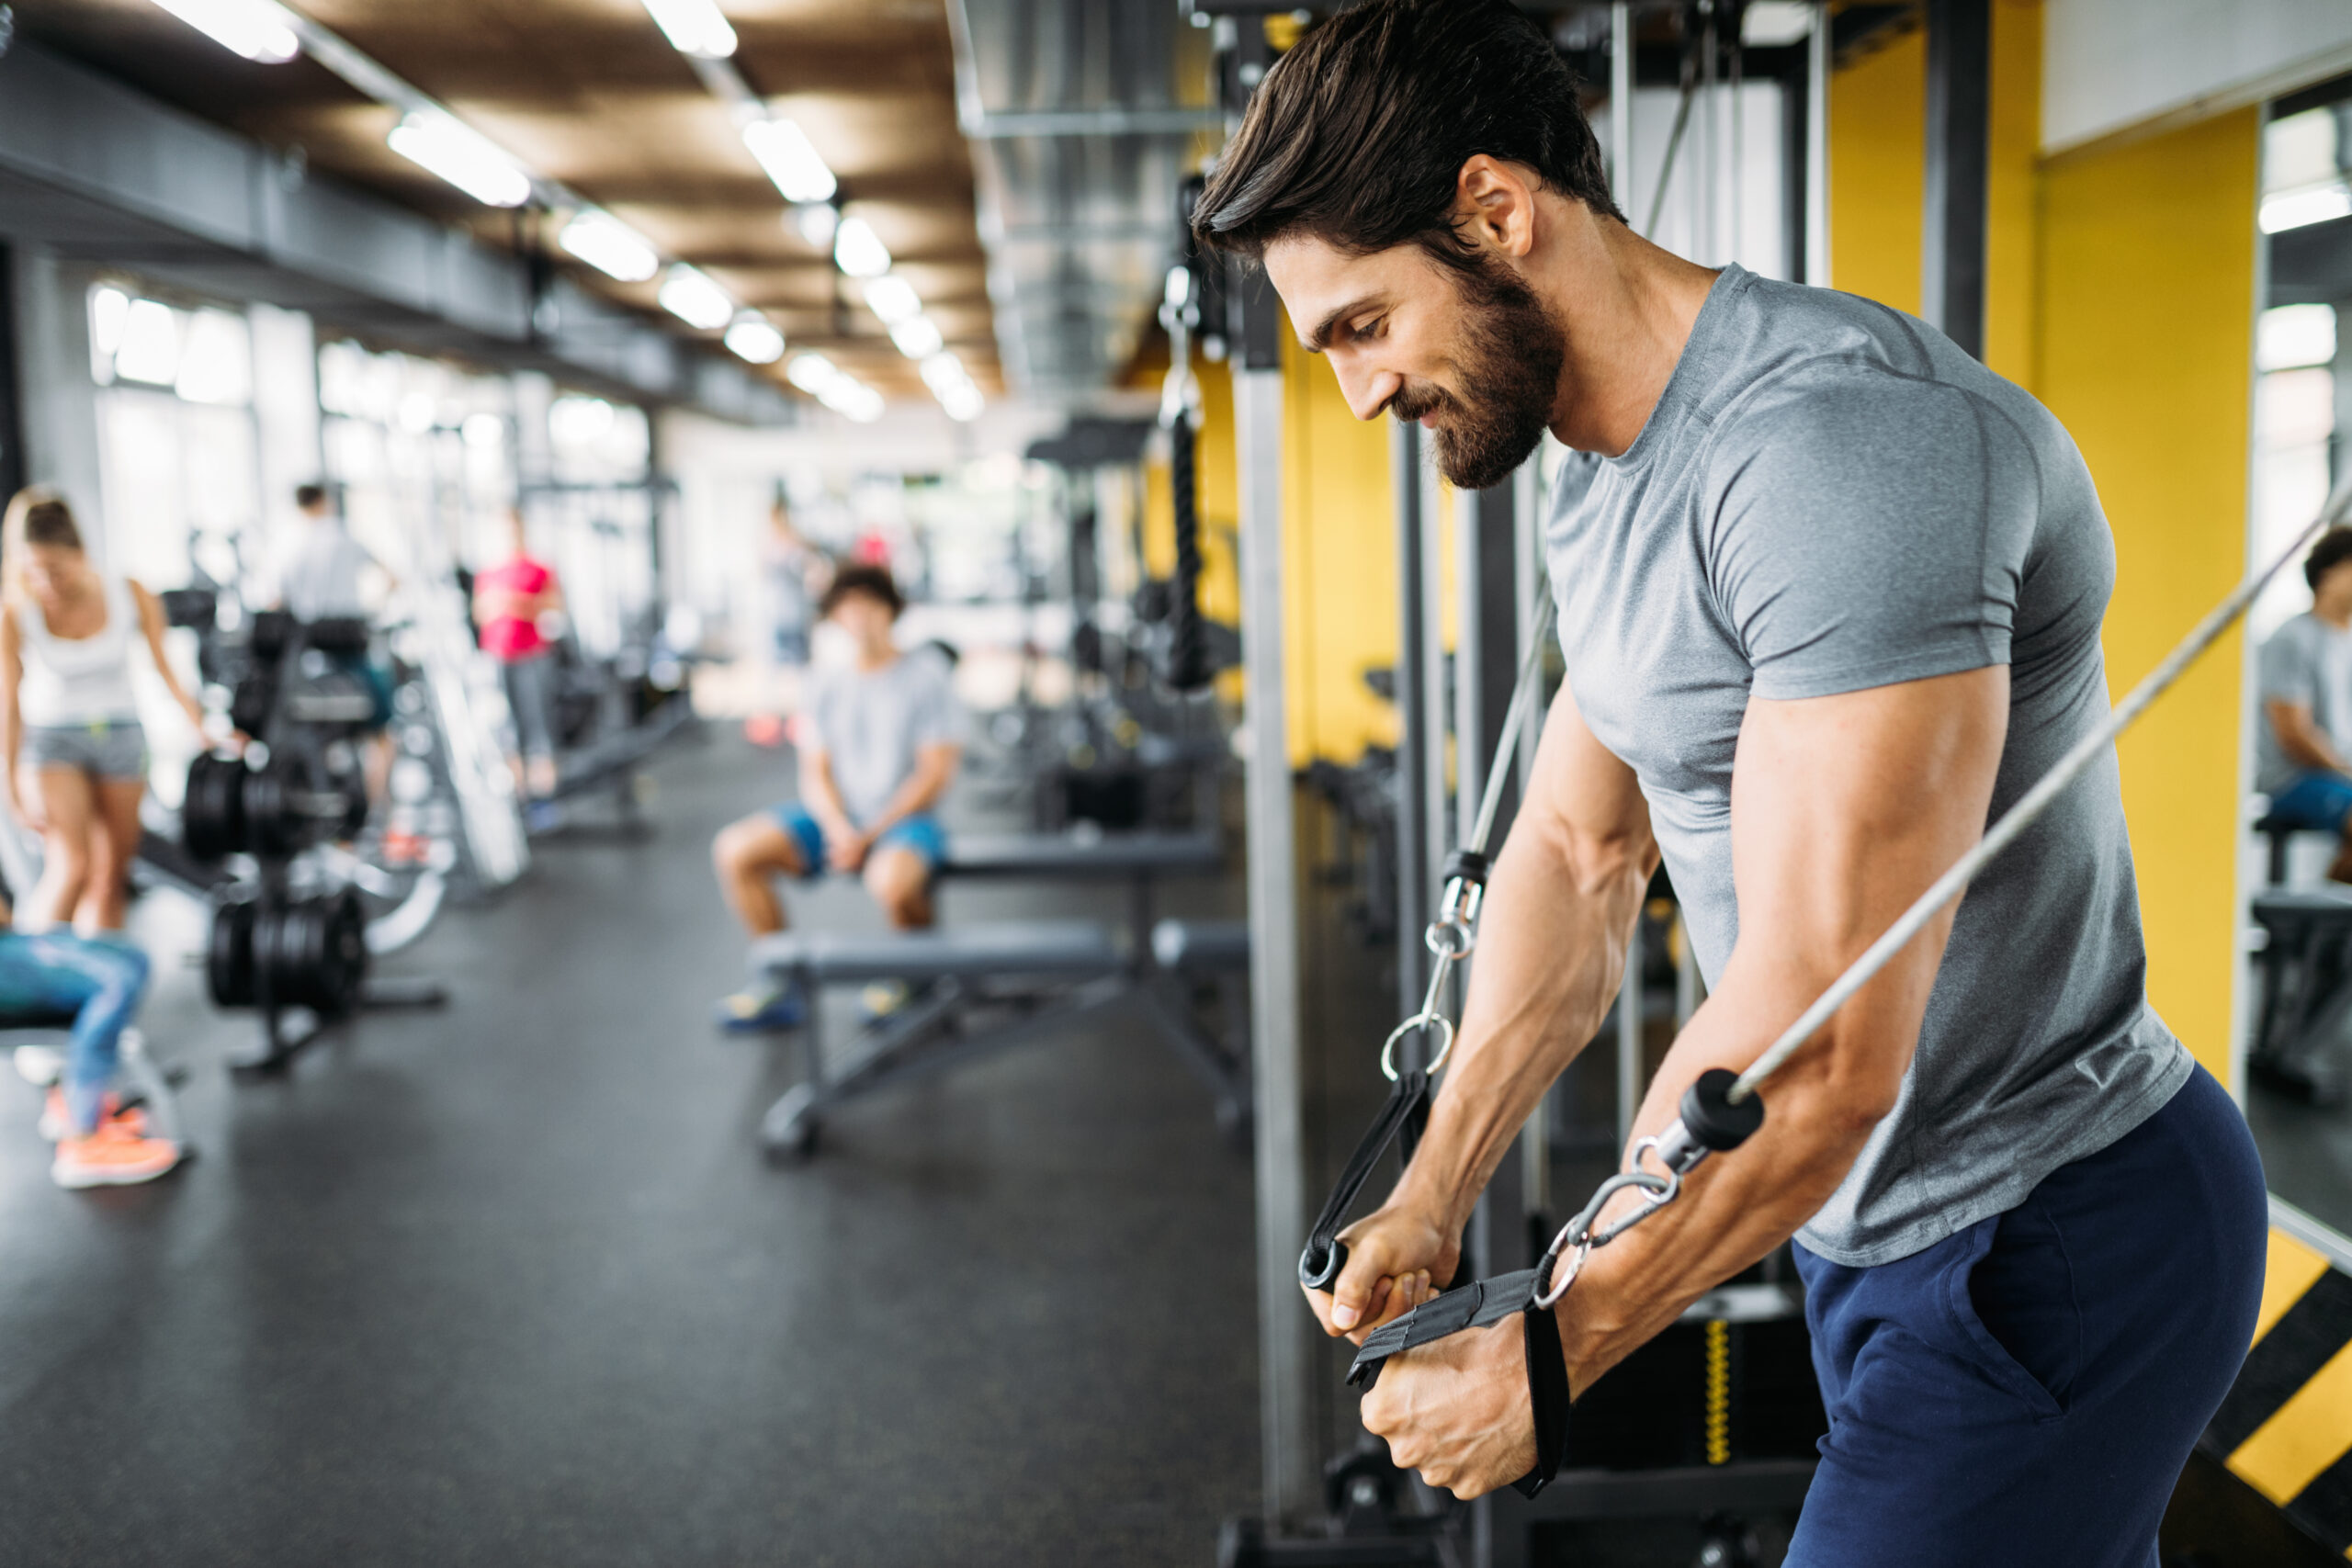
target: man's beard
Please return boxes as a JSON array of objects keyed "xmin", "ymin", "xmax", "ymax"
[{"xmin": 1390, "ymin": 252, "xmax": 1564, "ymax": 491}]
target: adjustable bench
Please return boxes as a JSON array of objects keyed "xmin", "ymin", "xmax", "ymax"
[{"xmin": 747, "ymin": 825, "xmax": 1244, "ymax": 1157}]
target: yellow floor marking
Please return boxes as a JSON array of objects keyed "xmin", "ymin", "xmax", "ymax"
[
  {"xmin": 2255, "ymin": 1230, "xmax": 2333, "ymax": 1348},
  {"xmin": 2228, "ymin": 1338, "xmax": 2352, "ymax": 1506}
]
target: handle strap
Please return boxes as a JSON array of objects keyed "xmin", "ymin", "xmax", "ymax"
[
  {"xmin": 1297, "ymin": 1066, "xmax": 1431, "ymax": 1291},
  {"xmin": 1344, "ymin": 1269, "xmax": 1571, "ymax": 1496}
]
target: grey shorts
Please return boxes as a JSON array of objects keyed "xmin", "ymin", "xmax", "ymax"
[{"xmin": 20, "ymin": 720, "xmax": 147, "ymax": 782}]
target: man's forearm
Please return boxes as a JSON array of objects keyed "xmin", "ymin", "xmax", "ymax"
[
  {"xmin": 865, "ymin": 753, "xmax": 955, "ymax": 834},
  {"xmin": 1398, "ymin": 808, "xmax": 1650, "ymax": 1233}
]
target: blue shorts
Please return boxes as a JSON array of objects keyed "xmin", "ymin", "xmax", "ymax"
[
  {"xmin": 2267, "ymin": 769, "xmax": 2352, "ymax": 831},
  {"xmin": 770, "ymin": 802, "xmax": 945, "ymax": 880},
  {"xmin": 1786, "ymin": 1066, "xmax": 2265, "ymax": 1566}
]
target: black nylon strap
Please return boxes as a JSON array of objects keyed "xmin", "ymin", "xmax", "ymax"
[
  {"xmin": 1297, "ymin": 1067, "xmax": 1432, "ymax": 1291},
  {"xmin": 1342, "ymin": 1269, "xmax": 1569, "ymax": 1497}
]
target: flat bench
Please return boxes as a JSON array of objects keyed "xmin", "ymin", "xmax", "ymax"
[
  {"xmin": 754, "ymin": 914, "xmax": 1251, "ymax": 1157},
  {"xmin": 2250, "ymin": 886, "xmax": 2352, "ymax": 1104}
]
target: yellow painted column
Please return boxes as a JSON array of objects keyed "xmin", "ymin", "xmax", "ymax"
[
  {"xmin": 2034, "ymin": 110, "xmax": 2261, "ymax": 1082},
  {"xmin": 1828, "ymin": 26, "xmax": 1925, "ymax": 312}
]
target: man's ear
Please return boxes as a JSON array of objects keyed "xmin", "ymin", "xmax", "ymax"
[{"xmin": 1454, "ymin": 155, "xmax": 1539, "ymax": 258}]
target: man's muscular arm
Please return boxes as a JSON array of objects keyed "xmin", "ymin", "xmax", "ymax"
[
  {"xmin": 1314, "ymin": 686, "xmax": 1656, "ymax": 1337},
  {"xmin": 1360, "ymin": 664, "xmax": 2009, "ymax": 1498}
]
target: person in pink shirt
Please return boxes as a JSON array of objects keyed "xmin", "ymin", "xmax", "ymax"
[{"xmin": 472, "ymin": 508, "xmax": 566, "ymax": 801}]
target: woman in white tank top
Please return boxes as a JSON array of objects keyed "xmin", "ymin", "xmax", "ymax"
[{"xmin": 0, "ymin": 490, "xmax": 208, "ymax": 931}]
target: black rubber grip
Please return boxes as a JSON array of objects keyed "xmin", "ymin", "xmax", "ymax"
[
  {"xmin": 1442, "ymin": 849, "xmax": 1490, "ymax": 886},
  {"xmin": 1679, "ymin": 1067, "xmax": 1764, "ymax": 1152},
  {"xmin": 1297, "ymin": 1068, "xmax": 1431, "ymax": 1292}
]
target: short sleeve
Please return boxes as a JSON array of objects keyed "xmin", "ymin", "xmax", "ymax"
[
  {"xmin": 802, "ymin": 671, "xmax": 840, "ymax": 755},
  {"xmin": 2260, "ymin": 625, "xmax": 2318, "ymax": 709},
  {"xmin": 1704, "ymin": 378, "xmax": 2038, "ymax": 703},
  {"xmin": 910, "ymin": 654, "xmax": 969, "ymax": 748}
]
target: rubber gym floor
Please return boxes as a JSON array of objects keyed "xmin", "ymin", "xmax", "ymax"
[{"xmin": 0, "ymin": 733, "xmax": 1259, "ymax": 1567}]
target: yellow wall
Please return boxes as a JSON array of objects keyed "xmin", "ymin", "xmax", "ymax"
[
  {"xmin": 1825, "ymin": 3, "xmax": 2256, "ymax": 1081},
  {"xmin": 1828, "ymin": 26, "xmax": 1925, "ymax": 312},
  {"xmin": 1281, "ymin": 328, "xmax": 1400, "ymax": 765},
  {"xmin": 2036, "ymin": 110, "xmax": 2260, "ymax": 1081}
]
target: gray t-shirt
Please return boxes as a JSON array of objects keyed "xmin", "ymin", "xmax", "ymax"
[
  {"xmin": 2256, "ymin": 612, "xmax": 2352, "ymax": 795},
  {"xmin": 806, "ymin": 649, "xmax": 967, "ymax": 826},
  {"xmin": 1545, "ymin": 265, "xmax": 2189, "ymax": 1269},
  {"xmin": 281, "ymin": 523, "xmax": 376, "ymax": 621}
]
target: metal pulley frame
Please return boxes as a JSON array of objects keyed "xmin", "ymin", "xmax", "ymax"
[{"xmin": 1159, "ymin": 261, "xmax": 1214, "ymax": 694}]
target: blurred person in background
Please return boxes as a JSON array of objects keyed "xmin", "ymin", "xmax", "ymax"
[
  {"xmin": 0, "ymin": 889, "xmax": 177, "ymax": 1189},
  {"xmin": 744, "ymin": 493, "xmax": 828, "ymax": 749},
  {"xmin": 2258, "ymin": 526, "xmax": 2352, "ymax": 882},
  {"xmin": 711, "ymin": 564, "xmax": 965, "ymax": 1031},
  {"xmin": 473, "ymin": 506, "xmax": 566, "ymax": 807},
  {"xmin": 0, "ymin": 488, "xmax": 208, "ymax": 933},
  {"xmin": 277, "ymin": 482, "xmax": 399, "ymax": 812}
]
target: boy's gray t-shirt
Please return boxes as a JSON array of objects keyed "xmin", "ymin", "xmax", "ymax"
[
  {"xmin": 1545, "ymin": 265, "xmax": 2189, "ymax": 1269},
  {"xmin": 807, "ymin": 649, "xmax": 968, "ymax": 826},
  {"xmin": 2256, "ymin": 612, "xmax": 2352, "ymax": 795}
]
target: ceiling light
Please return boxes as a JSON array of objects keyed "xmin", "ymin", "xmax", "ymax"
[
  {"xmin": 388, "ymin": 110, "xmax": 532, "ymax": 208},
  {"xmin": 793, "ymin": 203, "xmax": 839, "ymax": 248},
  {"xmin": 786, "ymin": 352, "xmax": 842, "ymax": 393},
  {"xmin": 640, "ymin": 0, "xmax": 737, "ymax": 59},
  {"xmin": 862, "ymin": 276, "xmax": 922, "ymax": 325},
  {"xmin": 2258, "ymin": 304, "xmax": 2337, "ymax": 372},
  {"xmin": 939, "ymin": 384, "xmax": 984, "ymax": 423},
  {"xmin": 919, "ymin": 351, "xmax": 971, "ymax": 395},
  {"xmin": 889, "ymin": 315, "xmax": 944, "ymax": 359},
  {"xmin": 742, "ymin": 118, "xmax": 836, "ymax": 204},
  {"xmin": 832, "ymin": 215, "xmax": 891, "ymax": 279},
  {"xmin": 2261, "ymin": 179, "xmax": 2352, "ymax": 234},
  {"xmin": 658, "ymin": 265, "xmax": 734, "ymax": 331},
  {"xmin": 149, "ymin": 0, "xmax": 301, "ymax": 63},
  {"xmin": 559, "ymin": 210, "xmax": 661, "ymax": 283},
  {"xmin": 724, "ymin": 313, "xmax": 786, "ymax": 365}
]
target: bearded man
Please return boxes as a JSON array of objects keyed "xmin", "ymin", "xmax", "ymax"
[{"xmin": 1193, "ymin": 3, "xmax": 2265, "ymax": 1562}]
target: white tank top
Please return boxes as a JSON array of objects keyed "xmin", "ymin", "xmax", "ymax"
[{"xmin": 15, "ymin": 575, "xmax": 141, "ymax": 728}]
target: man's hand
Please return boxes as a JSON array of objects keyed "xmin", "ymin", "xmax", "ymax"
[
  {"xmin": 827, "ymin": 828, "xmax": 872, "ymax": 873},
  {"xmin": 1308, "ymin": 1200, "xmax": 1459, "ymax": 1341},
  {"xmin": 1358, "ymin": 1314, "xmax": 1535, "ymax": 1500}
]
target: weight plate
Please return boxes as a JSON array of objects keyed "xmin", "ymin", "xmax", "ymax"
[
  {"xmin": 243, "ymin": 759, "xmax": 295, "ymax": 857},
  {"xmin": 207, "ymin": 901, "xmax": 255, "ymax": 1009},
  {"xmin": 184, "ymin": 754, "xmax": 243, "ymax": 862}
]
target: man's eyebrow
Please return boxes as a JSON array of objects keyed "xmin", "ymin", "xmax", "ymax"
[{"xmin": 1300, "ymin": 295, "xmax": 1385, "ymax": 354}]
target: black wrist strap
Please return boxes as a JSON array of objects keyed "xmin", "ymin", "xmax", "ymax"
[
  {"xmin": 1297, "ymin": 1067, "xmax": 1432, "ymax": 1291},
  {"xmin": 1345, "ymin": 1268, "xmax": 1572, "ymax": 1499}
]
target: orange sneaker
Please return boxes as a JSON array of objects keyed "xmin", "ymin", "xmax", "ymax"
[
  {"xmin": 39, "ymin": 1089, "xmax": 142, "ymax": 1142},
  {"xmin": 51, "ymin": 1121, "xmax": 180, "ymax": 1189}
]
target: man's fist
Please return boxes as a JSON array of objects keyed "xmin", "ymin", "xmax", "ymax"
[
  {"xmin": 1304, "ymin": 1199, "xmax": 1460, "ymax": 1342},
  {"xmin": 1359, "ymin": 1314, "xmax": 1535, "ymax": 1500}
]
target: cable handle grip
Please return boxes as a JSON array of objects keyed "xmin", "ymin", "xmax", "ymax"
[{"xmin": 1300, "ymin": 1238, "xmax": 1347, "ymax": 1292}]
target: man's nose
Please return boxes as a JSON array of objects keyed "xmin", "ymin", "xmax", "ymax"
[{"xmin": 1335, "ymin": 360, "xmax": 1403, "ymax": 423}]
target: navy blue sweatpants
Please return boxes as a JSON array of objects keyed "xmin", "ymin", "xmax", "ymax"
[{"xmin": 1786, "ymin": 1066, "xmax": 2267, "ymax": 1567}]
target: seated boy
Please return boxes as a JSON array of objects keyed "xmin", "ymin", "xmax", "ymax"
[
  {"xmin": 0, "ymin": 911, "xmax": 178, "ymax": 1188},
  {"xmin": 712, "ymin": 565, "xmax": 966, "ymax": 1030},
  {"xmin": 2260, "ymin": 527, "xmax": 2352, "ymax": 882}
]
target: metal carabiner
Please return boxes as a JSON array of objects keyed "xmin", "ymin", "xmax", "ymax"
[{"xmin": 1379, "ymin": 1010, "xmax": 1457, "ymax": 1081}]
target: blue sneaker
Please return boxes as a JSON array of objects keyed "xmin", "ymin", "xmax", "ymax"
[{"xmin": 715, "ymin": 983, "xmax": 807, "ymax": 1033}]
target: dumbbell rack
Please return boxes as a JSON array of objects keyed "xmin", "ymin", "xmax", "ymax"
[{"xmin": 183, "ymin": 611, "xmax": 449, "ymax": 1072}]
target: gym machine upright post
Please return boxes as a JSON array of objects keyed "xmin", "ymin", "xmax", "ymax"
[{"xmin": 176, "ymin": 602, "xmax": 449, "ymax": 1070}]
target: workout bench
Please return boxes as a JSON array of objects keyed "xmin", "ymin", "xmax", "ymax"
[{"xmin": 748, "ymin": 828, "xmax": 1250, "ymax": 1157}]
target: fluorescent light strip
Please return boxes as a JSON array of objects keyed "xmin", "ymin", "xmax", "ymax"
[
  {"xmin": 2262, "ymin": 180, "xmax": 2352, "ymax": 235},
  {"xmin": 388, "ymin": 110, "xmax": 532, "ymax": 208},
  {"xmin": 725, "ymin": 314, "xmax": 786, "ymax": 365},
  {"xmin": 641, "ymin": 0, "xmax": 737, "ymax": 59},
  {"xmin": 658, "ymin": 265, "xmax": 735, "ymax": 331},
  {"xmin": 862, "ymin": 276, "xmax": 922, "ymax": 325},
  {"xmin": 743, "ymin": 118, "xmax": 837, "ymax": 205},
  {"xmin": 888, "ymin": 316, "xmax": 944, "ymax": 359},
  {"xmin": 833, "ymin": 215, "xmax": 891, "ymax": 279},
  {"xmin": 149, "ymin": 0, "xmax": 300, "ymax": 63},
  {"xmin": 559, "ymin": 210, "xmax": 662, "ymax": 283}
]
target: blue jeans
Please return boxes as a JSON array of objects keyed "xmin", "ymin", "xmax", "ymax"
[
  {"xmin": 1787, "ymin": 1066, "xmax": 2266, "ymax": 1566},
  {"xmin": 0, "ymin": 933, "xmax": 150, "ymax": 1135},
  {"xmin": 2267, "ymin": 769, "xmax": 2352, "ymax": 831},
  {"xmin": 770, "ymin": 802, "xmax": 945, "ymax": 879}
]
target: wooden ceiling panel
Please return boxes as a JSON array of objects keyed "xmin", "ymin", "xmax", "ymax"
[{"xmin": 11, "ymin": 0, "xmax": 999, "ymax": 406}]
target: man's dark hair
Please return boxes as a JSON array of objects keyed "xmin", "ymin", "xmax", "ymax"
[
  {"xmin": 2308, "ymin": 527, "xmax": 2352, "ymax": 591},
  {"xmin": 295, "ymin": 482, "xmax": 329, "ymax": 512},
  {"xmin": 1193, "ymin": 0, "xmax": 1623, "ymax": 269},
  {"xmin": 820, "ymin": 563, "xmax": 903, "ymax": 620}
]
